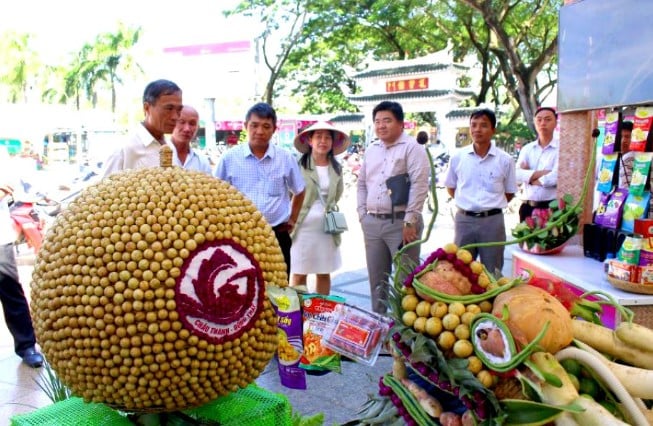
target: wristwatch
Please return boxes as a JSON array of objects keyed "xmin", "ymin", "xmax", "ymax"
[{"xmin": 403, "ymin": 221, "xmax": 414, "ymax": 228}]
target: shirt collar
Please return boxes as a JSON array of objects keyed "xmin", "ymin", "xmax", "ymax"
[
  {"xmin": 244, "ymin": 142, "xmax": 275, "ymax": 159},
  {"xmin": 137, "ymin": 123, "xmax": 164, "ymax": 147},
  {"xmin": 464, "ymin": 142, "xmax": 498, "ymax": 157},
  {"xmin": 375, "ymin": 132, "xmax": 409, "ymax": 147},
  {"xmin": 537, "ymin": 136, "xmax": 559, "ymax": 150}
]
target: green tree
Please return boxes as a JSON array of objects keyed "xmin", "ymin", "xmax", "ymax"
[
  {"xmin": 227, "ymin": 0, "xmax": 560, "ymax": 129},
  {"xmin": 0, "ymin": 31, "xmax": 41, "ymax": 103},
  {"xmin": 226, "ymin": 1, "xmax": 307, "ymax": 106},
  {"xmin": 91, "ymin": 23, "xmax": 143, "ymax": 114},
  {"xmin": 457, "ymin": 0, "xmax": 560, "ymax": 129}
]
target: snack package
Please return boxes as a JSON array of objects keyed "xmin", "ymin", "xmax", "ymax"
[
  {"xmin": 621, "ymin": 192, "xmax": 652, "ymax": 233},
  {"xmin": 608, "ymin": 259, "xmax": 639, "ymax": 282},
  {"xmin": 594, "ymin": 188, "xmax": 628, "ymax": 229},
  {"xmin": 629, "ymin": 152, "xmax": 653, "ymax": 196},
  {"xmin": 640, "ymin": 264, "xmax": 653, "ymax": 285},
  {"xmin": 322, "ymin": 303, "xmax": 392, "ymax": 366},
  {"xmin": 617, "ymin": 235, "xmax": 643, "ymax": 265},
  {"xmin": 639, "ymin": 237, "xmax": 653, "ymax": 267},
  {"xmin": 300, "ymin": 294, "xmax": 345, "ymax": 373},
  {"xmin": 630, "ymin": 106, "xmax": 653, "ymax": 152},
  {"xmin": 267, "ymin": 285, "xmax": 306, "ymax": 390},
  {"xmin": 596, "ymin": 154, "xmax": 619, "ymax": 193},
  {"xmin": 602, "ymin": 112, "xmax": 620, "ymax": 154}
]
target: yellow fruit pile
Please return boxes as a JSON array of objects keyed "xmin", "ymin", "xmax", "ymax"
[
  {"xmin": 401, "ymin": 290, "xmax": 496, "ymax": 388},
  {"xmin": 30, "ymin": 167, "xmax": 288, "ymax": 412}
]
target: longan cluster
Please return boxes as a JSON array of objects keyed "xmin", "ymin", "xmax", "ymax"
[
  {"xmin": 401, "ymin": 292, "xmax": 496, "ymax": 388},
  {"xmin": 30, "ymin": 167, "xmax": 288, "ymax": 412}
]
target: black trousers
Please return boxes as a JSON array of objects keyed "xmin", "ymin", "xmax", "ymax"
[
  {"xmin": 273, "ymin": 225, "xmax": 292, "ymax": 276},
  {"xmin": 0, "ymin": 244, "xmax": 37, "ymax": 356}
]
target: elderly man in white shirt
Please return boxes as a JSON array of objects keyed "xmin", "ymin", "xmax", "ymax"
[
  {"xmin": 101, "ymin": 79, "xmax": 183, "ymax": 177},
  {"xmin": 170, "ymin": 105, "xmax": 212, "ymax": 174},
  {"xmin": 515, "ymin": 107, "xmax": 559, "ymax": 222}
]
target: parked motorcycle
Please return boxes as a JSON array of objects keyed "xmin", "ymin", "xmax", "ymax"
[{"xmin": 8, "ymin": 194, "xmax": 59, "ymax": 254}]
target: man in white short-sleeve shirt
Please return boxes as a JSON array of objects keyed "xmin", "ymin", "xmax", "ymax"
[{"xmin": 445, "ymin": 108, "xmax": 517, "ymax": 275}]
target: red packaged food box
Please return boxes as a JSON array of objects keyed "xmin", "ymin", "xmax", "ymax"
[{"xmin": 322, "ymin": 303, "xmax": 392, "ymax": 366}]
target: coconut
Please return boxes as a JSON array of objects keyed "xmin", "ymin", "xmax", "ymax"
[{"xmin": 491, "ymin": 284, "xmax": 573, "ymax": 353}]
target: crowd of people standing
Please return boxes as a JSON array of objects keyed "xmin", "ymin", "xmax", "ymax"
[{"xmin": 2, "ymin": 78, "xmax": 557, "ymax": 369}]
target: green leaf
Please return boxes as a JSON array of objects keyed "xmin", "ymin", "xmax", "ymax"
[
  {"xmin": 563, "ymin": 194, "xmax": 574, "ymax": 205},
  {"xmin": 291, "ymin": 411, "xmax": 325, "ymax": 426},
  {"xmin": 501, "ymin": 399, "xmax": 581, "ymax": 425}
]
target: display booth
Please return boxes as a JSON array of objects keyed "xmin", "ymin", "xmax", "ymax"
[{"xmin": 514, "ymin": 0, "xmax": 653, "ymax": 312}]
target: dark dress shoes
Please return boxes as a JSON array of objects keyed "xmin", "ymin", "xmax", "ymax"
[{"xmin": 21, "ymin": 347, "xmax": 44, "ymax": 368}]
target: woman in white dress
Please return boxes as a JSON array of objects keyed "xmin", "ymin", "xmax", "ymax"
[{"xmin": 290, "ymin": 121, "xmax": 350, "ymax": 294}]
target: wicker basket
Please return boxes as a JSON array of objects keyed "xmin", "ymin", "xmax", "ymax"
[{"xmin": 607, "ymin": 276, "xmax": 653, "ymax": 295}]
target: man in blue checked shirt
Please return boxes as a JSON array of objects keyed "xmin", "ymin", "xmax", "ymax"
[{"xmin": 214, "ymin": 102, "xmax": 306, "ymax": 275}]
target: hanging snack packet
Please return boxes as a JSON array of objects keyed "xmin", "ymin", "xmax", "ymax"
[
  {"xmin": 629, "ymin": 152, "xmax": 653, "ymax": 196},
  {"xmin": 267, "ymin": 285, "xmax": 306, "ymax": 390},
  {"xmin": 621, "ymin": 192, "xmax": 652, "ymax": 233},
  {"xmin": 596, "ymin": 154, "xmax": 618, "ymax": 193},
  {"xmin": 630, "ymin": 106, "xmax": 653, "ymax": 152},
  {"xmin": 602, "ymin": 112, "xmax": 620, "ymax": 154},
  {"xmin": 300, "ymin": 294, "xmax": 345, "ymax": 374},
  {"xmin": 594, "ymin": 188, "xmax": 628, "ymax": 229}
]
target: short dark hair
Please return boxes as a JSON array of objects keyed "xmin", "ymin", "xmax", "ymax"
[
  {"xmin": 622, "ymin": 121, "xmax": 634, "ymax": 131},
  {"xmin": 535, "ymin": 106, "xmax": 558, "ymax": 119},
  {"xmin": 373, "ymin": 101, "xmax": 404, "ymax": 122},
  {"xmin": 416, "ymin": 131, "xmax": 429, "ymax": 145},
  {"xmin": 143, "ymin": 79, "xmax": 181, "ymax": 104},
  {"xmin": 245, "ymin": 102, "xmax": 277, "ymax": 127},
  {"xmin": 470, "ymin": 108, "xmax": 497, "ymax": 129}
]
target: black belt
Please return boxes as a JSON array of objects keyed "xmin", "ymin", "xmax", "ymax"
[
  {"xmin": 457, "ymin": 208, "xmax": 502, "ymax": 218},
  {"xmin": 368, "ymin": 211, "xmax": 405, "ymax": 220},
  {"xmin": 525, "ymin": 200, "xmax": 554, "ymax": 208},
  {"xmin": 273, "ymin": 222, "xmax": 292, "ymax": 232}
]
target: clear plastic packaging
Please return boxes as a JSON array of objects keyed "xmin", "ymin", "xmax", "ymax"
[{"xmin": 322, "ymin": 303, "xmax": 392, "ymax": 366}]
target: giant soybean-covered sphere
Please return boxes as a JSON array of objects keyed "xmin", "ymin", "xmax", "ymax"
[{"xmin": 30, "ymin": 166, "xmax": 288, "ymax": 412}]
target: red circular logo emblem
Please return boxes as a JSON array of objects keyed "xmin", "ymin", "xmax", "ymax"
[{"xmin": 175, "ymin": 239, "xmax": 265, "ymax": 344}]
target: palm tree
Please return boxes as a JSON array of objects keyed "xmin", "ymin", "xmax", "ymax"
[
  {"xmin": 92, "ymin": 23, "xmax": 143, "ymax": 114},
  {"xmin": 0, "ymin": 31, "xmax": 40, "ymax": 103}
]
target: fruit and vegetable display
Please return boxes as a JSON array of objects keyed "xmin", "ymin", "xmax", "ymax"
[
  {"xmin": 349, "ymin": 241, "xmax": 653, "ymax": 425},
  {"xmin": 29, "ymin": 154, "xmax": 289, "ymax": 414},
  {"xmin": 511, "ymin": 195, "xmax": 581, "ymax": 254}
]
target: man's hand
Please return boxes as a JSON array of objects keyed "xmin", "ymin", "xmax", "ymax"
[
  {"xmin": 529, "ymin": 169, "xmax": 551, "ymax": 185},
  {"xmin": 402, "ymin": 223, "xmax": 418, "ymax": 245}
]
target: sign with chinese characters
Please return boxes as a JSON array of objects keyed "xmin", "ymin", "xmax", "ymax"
[{"xmin": 386, "ymin": 78, "xmax": 429, "ymax": 93}]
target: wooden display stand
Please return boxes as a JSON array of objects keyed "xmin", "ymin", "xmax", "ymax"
[{"xmin": 512, "ymin": 245, "xmax": 653, "ymax": 329}]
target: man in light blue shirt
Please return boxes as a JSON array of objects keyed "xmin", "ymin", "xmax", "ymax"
[
  {"xmin": 214, "ymin": 103, "xmax": 305, "ymax": 274},
  {"xmin": 170, "ymin": 105, "xmax": 212, "ymax": 174}
]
